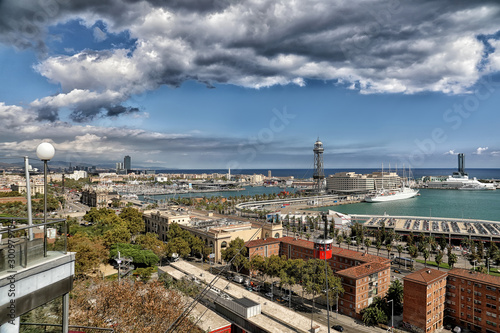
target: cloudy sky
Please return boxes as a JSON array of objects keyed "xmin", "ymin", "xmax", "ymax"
[{"xmin": 0, "ymin": 0, "xmax": 500, "ymax": 170}]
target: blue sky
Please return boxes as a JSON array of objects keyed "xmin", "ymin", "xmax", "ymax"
[{"xmin": 0, "ymin": 1, "xmax": 500, "ymax": 169}]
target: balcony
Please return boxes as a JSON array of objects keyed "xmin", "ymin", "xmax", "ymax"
[{"xmin": 0, "ymin": 217, "xmax": 75, "ymax": 328}]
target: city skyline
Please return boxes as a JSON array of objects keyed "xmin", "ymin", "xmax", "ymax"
[{"xmin": 0, "ymin": 1, "xmax": 500, "ymax": 169}]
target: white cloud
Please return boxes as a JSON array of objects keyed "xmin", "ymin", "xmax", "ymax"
[
  {"xmin": 444, "ymin": 150, "xmax": 458, "ymax": 155},
  {"xmin": 475, "ymin": 147, "xmax": 489, "ymax": 155}
]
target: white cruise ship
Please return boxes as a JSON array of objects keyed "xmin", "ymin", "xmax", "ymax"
[
  {"xmin": 365, "ymin": 186, "xmax": 419, "ymax": 202},
  {"xmin": 428, "ymin": 174, "xmax": 495, "ymax": 190},
  {"xmin": 426, "ymin": 153, "xmax": 495, "ymax": 190}
]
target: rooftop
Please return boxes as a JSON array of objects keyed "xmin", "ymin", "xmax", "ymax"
[
  {"xmin": 336, "ymin": 262, "xmax": 389, "ymax": 279},
  {"xmin": 448, "ymin": 268, "xmax": 500, "ymax": 286},
  {"xmin": 403, "ymin": 267, "xmax": 448, "ymax": 285},
  {"xmin": 246, "ymin": 237, "xmax": 281, "ymax": 248}
]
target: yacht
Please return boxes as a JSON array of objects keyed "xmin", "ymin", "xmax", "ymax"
[
  {"xmin": 365, "ymin": 186, "xmax": 419, "ymax": 202},
  {"xmin": 365, "ymin": 165, "xmax": 419, "ymax": 203}
]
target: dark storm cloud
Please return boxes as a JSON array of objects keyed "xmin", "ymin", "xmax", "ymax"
[
  {"xmin": 3, "ymin": 0, "xmax": 500, "ymax": 125},
  {"xmin": 35, "ymin": 106, "xmax": 59, "ymax": 122},
  {"xmin": 69, "ymin": 103, "xmax": 139, "ymax": 122}
]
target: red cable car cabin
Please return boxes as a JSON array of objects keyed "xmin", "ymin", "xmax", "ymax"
[{"xmin": 314, "ymin": 237, "xmax": 333, "ymax": 260}]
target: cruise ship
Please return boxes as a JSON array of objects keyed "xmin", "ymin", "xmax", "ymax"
[
  {"xmin": 427, "ymin": 153, "xmax": 495, "ymax": 190},
  {"xmin": 365, "ymin": 186, "xmax": 419, "ymax": 202},
  {"xmin": 365, "ymin": 166, "xmax": 419, "ymax": 202}
]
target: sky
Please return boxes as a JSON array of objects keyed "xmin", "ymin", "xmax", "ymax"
[{"xmin": 0, "ymin": 0, "xmax": 500, "ymax": 170}]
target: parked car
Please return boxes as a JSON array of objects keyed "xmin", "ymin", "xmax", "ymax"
[
  {"xmin": 393, "ymin": 269, "xmax": 401, "ymax": 274},
  {"xmin": 233, "ymin": 275, "xmax": 244, "ymax": 283},
  {"xmin": 332, "ymin": 325, "xmax": 344, "ymax": 332},
  {"xmin": 265, "ymin": 292, "xmax": 273, "ymax": 298}
]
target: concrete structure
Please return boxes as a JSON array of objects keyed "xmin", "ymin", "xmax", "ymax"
[
  {"xmin": 81, "ymin": 188, "xmax": 119, "ymax": 208},
  {"xmin": 0, "ymin": 218, "xmax": 75, "ymax": 332},
  {"xmin": 164, "ymin": 260, "xmax": 329, "ymax": 333},
  {"xmin": 403, "ymin": 268, "xmax": 448, "ymax": 333},
  {"xmin": 10, "ymin": 182, "xmax": 44, "ymax": 196}
]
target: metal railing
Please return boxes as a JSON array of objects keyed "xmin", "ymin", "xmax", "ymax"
[{"xmin": 0, "ymin": 217, "xmax": 68, "ymax": 273}]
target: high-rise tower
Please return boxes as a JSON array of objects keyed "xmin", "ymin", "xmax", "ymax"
[
  {"xmin": 313, "ymin": 138, "xmax": 325, "ymax": 193},
  {"xmin": 124, "ymin": 155, "xmax": 131, "ymax": 171}
]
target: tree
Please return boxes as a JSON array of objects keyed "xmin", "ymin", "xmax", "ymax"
[
  {"xmin": 69, "ymin": 279, "xmax": 201, "ymax": 332},
  {"xmin": 376, "ymin": 241, "xmax": 382, "ymax": 257},
  {"xmin": 448, "ymin": 253, "xmax": 458, "ymax": 269},
  {"xmin": 386, "ymin": 244, "xmax": 392, "ymax": 259},
  {"xmin": 422, "ymin": 249, "xmax": 430, "ymax": 267},
  {"xmin": 386, "ymin": 280, "xmax": 404, "ymax": 315},
  {"xmin": 364, "ymin": 238, "xmax": 372, "ymax": 253},
  {"xmin": 249, "ymin": 255, "xmax": 265, "ymax": 279},
  {"xmin": 361, "ymin": 299, "xmax": 388, "ymax": 326},
  {"xmin": 119, "ymin": 207, "xmax": 145, "ymax": 235},
  {"xmin": 166, "ymin": 237, "xmax": 191, "ymax": 258},
  {"xmin": 408, "ymin": 245, "xmax": 419, "ymax": 262},
  {"xmin": 103, "ymin": 225, "xmax": 131, "ymax": 248},
  {"xmin": 135, "ymin": 233, "xmax": 167, "ymax": 258},
  {"xmin": 435, "ymin": 251, "xmax": 444, "ymax": 270},
  {"xmin": 336, "ymin": 235, "xmax": 343, "ymax": 248},
  {"xmin": 221, "ymin": 237, "xmax": 248, "ymax": 271},
  {"xmin": 110, "ymin": 243, "xmax": 159, "ymax": 267},
  {"xmin": 396, "ymin": 245, "xmax": 403, "ymax": 264},
  {"xmin": 68, "ymin": 233, "xmax": 108, "ymax": 276}
]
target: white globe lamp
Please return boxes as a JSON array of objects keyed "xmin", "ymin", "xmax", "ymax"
[{"xmin": 36, "ymin": 142, "xmax": 55, "ymax": 161}]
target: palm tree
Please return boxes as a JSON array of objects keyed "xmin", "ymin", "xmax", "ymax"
[
  {"xmin": 396, "ymin": 245, "xmax": 403, "ymax": 265},
  {"xmin": 364, "ymin": 238, "xmax": 372, "ymax": 254},
  {"xmin": 448, "ymin": 253, "xmax": 458, "ymax": 269},
  {"xmin": 435, "ymin": 251, "xmax": 444, "ymax": 270},
  {"xmin": 386, "ymin": 244, "xmax": 393, "ymax": 259},
  {"xmin": 376, "ymin": 241, "xmax": 382, "ymax": 257},
  {"xmin": 423, "ymin": 249, "xmax": 430, "ymax": 267}
]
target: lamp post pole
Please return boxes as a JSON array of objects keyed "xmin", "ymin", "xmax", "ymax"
[
  {"xmin": 388, "ymin": 299, "xmax": 394, "ymax": 333},
  {"xmin": 36, "ymin": 142, "xmax": 55, "ymax": 257}
]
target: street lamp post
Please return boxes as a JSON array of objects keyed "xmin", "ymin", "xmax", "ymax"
[
  {"xmin": 36, "ymin": 142, "xmax": 55, "ymax": 257},
  {"xmin": 388, "ymin": 299, "xmax": 394, "ymax": 333}
]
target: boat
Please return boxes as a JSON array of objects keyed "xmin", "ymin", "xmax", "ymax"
[
  {"xmin": 427, "ymin": 153, "xmax": 495, "ymax": 190},
  {"xmin": 365, "ymin": 186, "xmax": 419, "ymax": 202},
  {"xmin": 365, "ymin": 165, "xmax": 419, "ymax": 203},
  {"xmin": 458, "ymin": 183, "xmax": 491, "ymax": 190}
]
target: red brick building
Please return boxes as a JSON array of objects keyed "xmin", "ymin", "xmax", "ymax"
[
  {"xmin": 245, "ymin": 236, "xmax": 391, "ymax": 319},
  {"xmin": 445, "ymin": 268, "xmax": 500, "ymax": 333},
  {"xmin": 245, "ymin": 238, "xmax": 281, "ymax": 259},
  {"xmin": 403, "ymin": 268, "xmax": 448, "ymax": 333}
]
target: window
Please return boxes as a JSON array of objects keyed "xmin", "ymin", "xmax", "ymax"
[
  {"xmin": 486, "ymin": 286, "xmax": 496, "ymax": 291},
  {"xmin": 486, "ymin": 294, "xmax": 496, "ymax": 300}
]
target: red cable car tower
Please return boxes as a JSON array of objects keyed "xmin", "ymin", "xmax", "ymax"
[{"xmin": 314, "ymin": 212, "xmax": 333, "ymax": 260}]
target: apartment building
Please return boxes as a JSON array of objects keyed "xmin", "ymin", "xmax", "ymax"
[
  {"xmin": 403, "ymin": 268, "xmax": 447, "ymax": 333},
  {"xmin": 445, "ymin": 268, "xmax": 500, "ymax": 333},
  {"xmin": 278, "ymin": 236, "xmax": 391, "ymax": 319}
]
